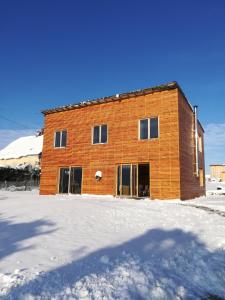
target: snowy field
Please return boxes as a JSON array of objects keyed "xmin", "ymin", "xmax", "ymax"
[{"xmin": 0, "ymin": 190, "xmax": 225, "ymax": 299}]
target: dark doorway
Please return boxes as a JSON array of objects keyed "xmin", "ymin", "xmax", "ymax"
[
  {"xmin": 59, "ymin": 168, "xmax": 69, "ymax": 193},
  {"xmin": 70, "ymin": 167, "xmax": 82, "ymax": 194},
  {"xmin": 138, "ymin": 164, "xmax": 150, "ymax": 197}
]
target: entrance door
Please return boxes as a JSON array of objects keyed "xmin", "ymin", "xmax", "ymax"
[
  {"xmin": 116, "ymin": 163, "xmax": 150, "ymax": 197},
  {"xmin": 59, "ymin": 168, "xmax": 70, "ymax": 193},
  {"xmin": 70, "ymin": 167, "xmax": 82, "ymax": 194}
]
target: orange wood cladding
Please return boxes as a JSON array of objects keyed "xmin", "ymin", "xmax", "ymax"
[{"xmin": 40, "ymin": 88, "xmax": 206, "ymax": 199}]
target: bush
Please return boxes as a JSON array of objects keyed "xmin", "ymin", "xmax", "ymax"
[{"xmin": 0, "ymin": 164, "xmax": 40, "ymax": 190}]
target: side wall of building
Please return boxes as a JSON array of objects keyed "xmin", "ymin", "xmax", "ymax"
[
  {"xmin": 40, "ymin": 89, "xmax": 181, "ymax": 199},
  {"xmin": 178, "ymin": 91, "xmax": 206, "ymax": 200}
]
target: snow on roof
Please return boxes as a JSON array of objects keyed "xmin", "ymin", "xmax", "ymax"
[{"xmin": 0, "ymin": 135, "xmax": 43, "ymax": 160}]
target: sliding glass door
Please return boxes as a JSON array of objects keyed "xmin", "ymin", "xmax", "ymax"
[
  {"xmin": 117, "ymin": 163, "xmax": 149, "ymax": 197},
  {"xmin": 59, "ymin": 168, "xmax": 70, "ymax": 193},
  {"xmin": 59, "ymin": 167, "xmax": 82, "ymax": 194},
  {"xmin": 70, "ymin": 167, "xmax": 82, "ymax": 194}
]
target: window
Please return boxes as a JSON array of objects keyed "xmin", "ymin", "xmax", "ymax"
[
  {"xmin": 139, "ymin": 117, "xmax": 159, "ymax": 140},
  {"xmin": 199, "ymin": 169, "xmax": 204, "ymax": 187},
  {"xmin": 140, "ymin": 119, "xmax": 148, "ymax": 139},
  {"xmin": 54, "ymin": 130, "xmax": 67, "ymax": 148},
  {"xmin": 150, "ymin": 117, "xmax": 159, "ymax": 138},
  {"xmin": 93, "ymin": 124, "xmax": 108, "ymax": 144},
  {"xmin": 198, "ymin": 135, "xmax": 203, "ymax": 153}
]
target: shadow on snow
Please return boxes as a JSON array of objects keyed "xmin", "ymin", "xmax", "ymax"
[
  {"xmin": 2, "ymin": 228, "xmax": 225, "ymax": 299},
  {"xmin": 0, "ymin": 215, "xmax": 56, "ymax": 261}
]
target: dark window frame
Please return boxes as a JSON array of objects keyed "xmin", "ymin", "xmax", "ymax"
[
  {"xmin": 92, "ymin": 124, "xmax": 108, "ymax": 144},
  {"xmin": 54, "ymin": 130, "xmax": 67, "ymax": 148}
]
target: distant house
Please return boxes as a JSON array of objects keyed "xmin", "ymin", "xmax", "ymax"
[
  {"xmin": 210, "ymin": 164, "xmax": 225, "ymax": 181},
  {"xmin": 0, "ymin": 135, "xmax": 43, "ymax": 168},
  {"xmin": 40, "ymin": 82, "xmax": 205, "ymax": 200}
]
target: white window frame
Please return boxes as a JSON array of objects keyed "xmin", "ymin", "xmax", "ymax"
[
  {"xmin": 92, "ymin": 124, "xmax": 108, "ymax": 144},
  {"xmin": 54, "ymin": 130, "xmax": 67, "ymax": 148},
  {"xmin": 139, "ymin": 117, "xmax": 159, "ymax": 140}
]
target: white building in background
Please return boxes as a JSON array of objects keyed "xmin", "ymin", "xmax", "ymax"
[{"xmin": 0, "ymin": 135, "xmax": 43, "ymax": 168}]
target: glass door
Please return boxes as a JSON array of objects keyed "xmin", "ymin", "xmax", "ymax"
[
  {"xmin": 116, "ymin": 163, "xmax": 149, "ymax": 197},
  {"xmin": 59, "ymin": 168, "xmax": 70, "ymax": 193},
  {"xmin": 121, "ymin": 165, "xmax": 131, "ymax": 196},
  {"xmin": 132, "ymin": 164, "xmax": 138, "ymax": 197},
  {"xmin": 70, "ymin": 167, "xmax": 82, "ymax": 194}
]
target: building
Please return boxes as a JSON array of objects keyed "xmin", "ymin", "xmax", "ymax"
[
  {"xmin": 0, "ymin": 135, "xmax": 43, "ymax": 168},
  {"xmin": 40, "ymin": 82, "xmax": 205, "ymax": 200},
  {"xmin": 210, "ymin": 164, "xmax": 225, "ymax": 181}
]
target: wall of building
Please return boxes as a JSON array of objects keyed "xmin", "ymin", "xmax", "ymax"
[
  {"xmin": 178, "ymin": 91, "xmax": 206, "ymax": 199},
  {"xmin": 40, "ymin": 88, "xmax": 181, "ymax": 199},
  {"xmin": 210, "ymin": 165, "xmax": 225, "ymax": 180},
  {"xmin": 0, "ymin": 155, "xmax": 40, "ymax": 168},
  {"xmin": 221, "ymin": 172, "xmax": 225, "ymax": 182}
]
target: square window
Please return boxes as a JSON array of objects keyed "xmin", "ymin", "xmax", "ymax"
[
  {"xmin": 139, "ymin": 117, "xmax": 159, "ymax": 140},
  {"xmin": 54, "ymin": 130, "xmax": 67, "ymax": 148},
  {"xmin": 93, "ymin": 125, "xmax": 107, "ymax": 144}
]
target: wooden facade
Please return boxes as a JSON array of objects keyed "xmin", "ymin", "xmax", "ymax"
[{"xmin": 40, "ymin": 82, "xmax": 205, "ymax": 200}]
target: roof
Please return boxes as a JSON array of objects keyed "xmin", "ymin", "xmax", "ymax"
[
  {"xmin": 0, "ymin": 135, "xmax": 43, "ymax": 160},
  {"xmin": 41, "ymin": 81, "xmax": 204, "ymax": 132},
  {"xmin": 42, "ymin": 81, "xmax": 179, "ymax": 115},
  {"xmin": 210, "ymin": 164, "xmax": 225, "ymax": 167}
]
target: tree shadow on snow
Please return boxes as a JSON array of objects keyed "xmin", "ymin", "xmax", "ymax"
[
  {"xmin": 3, "ymin": 228, "xmax": 225, "ymax": 299},
  {"xmin": 0, "ymin": 215, "xmax": 56, "ymax": 260}
]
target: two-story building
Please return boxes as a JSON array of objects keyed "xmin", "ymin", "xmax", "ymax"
[{"xmin": 40, "ymin": 82, "xmax": 205, "ymax": 200}]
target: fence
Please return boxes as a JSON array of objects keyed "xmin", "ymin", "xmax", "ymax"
[{"xmin": 0, "ymin": 178, "xmax": 40, "ymax": 191}]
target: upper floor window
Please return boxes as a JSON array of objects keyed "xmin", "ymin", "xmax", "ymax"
[
  {"xmin": 93, "ymin": 124, "xmax": 107, "ymax": 144},
  {"xmin": 54, "ymin": 130, "xmax": 67, "ymax": 148},
  {"xmin": 139, "ymin": 117, "xmax": 159, "ymax": 140},
  {"xmin": 198, "ymin": 135, "xmax": 203, "ymax": 153}
]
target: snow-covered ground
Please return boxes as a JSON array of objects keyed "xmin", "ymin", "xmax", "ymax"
[
  {"xmin": 0, "ymin": 191, "xmax": 225, "ymax": 299},
  {"xmin": 206, "ymin": 181, "xmax": 225, "ymax": 196}
]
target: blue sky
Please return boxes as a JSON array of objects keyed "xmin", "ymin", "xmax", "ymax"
[{"xmin": 0, "ymin": 0, "xmax": 225, "ymax": 171}]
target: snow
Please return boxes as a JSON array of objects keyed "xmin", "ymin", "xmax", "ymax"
[
  {"xmin": 206, "ymin": 181, "xmax": 225, "ymax": 196},
  {"xmin": 0, "ymin": 191, "xmax": 225, "ymax": 299},
  {"xmin": 0, "ymin": 135, "xmax": 43, "ymax": 160}
]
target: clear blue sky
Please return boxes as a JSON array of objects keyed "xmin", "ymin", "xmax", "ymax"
[{"xmin": 0, "ymin": 0, "xmax": 225, "ymax": 170}]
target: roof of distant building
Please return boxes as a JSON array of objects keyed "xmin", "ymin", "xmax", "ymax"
[{"xmin": 0, "ymin": 135, "xmax": 43, "ymax": 160}]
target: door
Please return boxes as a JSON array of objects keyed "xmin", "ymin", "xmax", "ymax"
[
  {"xmin": 59, "ymin": 168, "xmax": 70, "ymax": 193},
  {"xmin": 121, "ymin": 165, "xmax": 131, "ymax": 196},
  {"xmin": 70, "ymin": 167, "xmax": 82, "ymax": 194},
  {"xmin": 116, "ymin": 163, "xmax": 150, "ymax": 197},
  {"xmin": 138, "ymin": 164, "xmax": 150, "ymax": 197}
]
